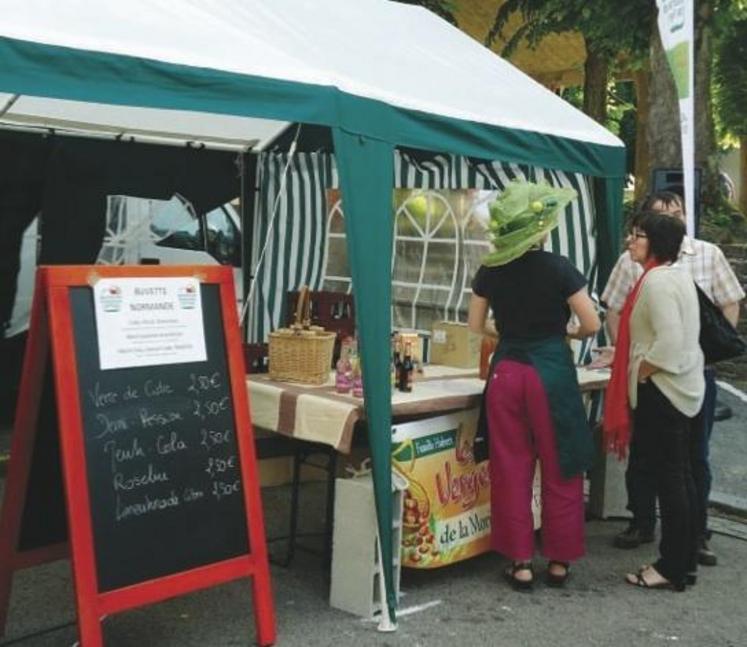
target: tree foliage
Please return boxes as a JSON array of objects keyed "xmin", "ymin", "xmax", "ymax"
[
  {"xmin": 485, "ymin": 0, "xmax": 654, "ymax": 62},
  {"xmin": 391, "ymin": 0, "xmax": 457, "ymax": 25},
  {"xmin": 714, "ymin": 12, "xmax": 747, "ymax": 138}
]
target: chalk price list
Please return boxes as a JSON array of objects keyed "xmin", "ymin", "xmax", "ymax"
[{"xmin": 88, "ymin": 371, "xmax": 242, "ymax": 523}]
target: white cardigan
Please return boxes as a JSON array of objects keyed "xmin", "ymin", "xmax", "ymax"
[{"xmin": 628, "ymin": 265, "xmax": 705, "ymax": 417}]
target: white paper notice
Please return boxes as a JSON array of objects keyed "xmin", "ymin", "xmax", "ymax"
[{"xmin": 93, "ymin": 277, "xmax": 207, "ymax": 370}]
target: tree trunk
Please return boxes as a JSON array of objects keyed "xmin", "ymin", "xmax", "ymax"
[
  {"xmin": 633, "ymin": 68, "xmax": 651, "ymax": 203},
  {"xmin": 582, "ymin": 43, "xmax": 608, "ymax": 125},
  {"xmin": 647, "ymin": 28, "xmax": 681, "ymax": 170},
  {"xmin": 693, "ymin": 0, "xmax": 718, "ymax": 214},
  {"xmin": 740, "ymin": 138, "xmax": 747, "ymax": 216},
  {"xmin": 647, "ymin": 1, "xmax": 718, "ymax": 216}
]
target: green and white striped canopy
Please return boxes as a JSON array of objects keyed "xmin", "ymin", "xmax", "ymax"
[{"xmin": 249, "ymin": 152, "xmax": 600, "ymax": 345}]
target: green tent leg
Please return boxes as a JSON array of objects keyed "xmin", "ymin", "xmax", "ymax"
[{"xmin": 332, "ymin": 129, "xmax": 397, "ymax": 624}]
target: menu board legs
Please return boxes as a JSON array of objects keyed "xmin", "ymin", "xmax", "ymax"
[
  {"xmin": 0, "ymin": 266, "xmax": 276, "ymax": 646},
  {"xmin": 0, "ymin": 271, "xmax": 67, "ymax": 636}
]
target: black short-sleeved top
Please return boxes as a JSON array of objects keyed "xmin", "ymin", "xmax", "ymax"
[{"xmin": 471, "ymin": 250, "xmax": 587, "ymax": 341}]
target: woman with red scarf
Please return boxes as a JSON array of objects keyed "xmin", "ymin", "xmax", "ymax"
[{"xmin": 603, "ymin": 211, "xmax": 704, "ymax": 591}]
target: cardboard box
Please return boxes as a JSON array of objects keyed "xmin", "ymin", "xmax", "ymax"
[{"xmin": 430, "ymin": 321, "xmax": 481, "ymax": 368}]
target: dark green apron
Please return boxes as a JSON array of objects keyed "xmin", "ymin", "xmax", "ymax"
[{"xmin": 475, "ymin": 336, "xmax": 593, "ymax": 479}]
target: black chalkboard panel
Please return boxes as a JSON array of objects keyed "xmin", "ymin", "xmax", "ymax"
[{"xmin": 69, "ymin": 284, "xmax": 249, "ymax": 592}]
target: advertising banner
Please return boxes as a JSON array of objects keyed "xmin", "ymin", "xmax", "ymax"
[
  {"xmin": 392, "ymin": 409, "xmax": 491, "ymax": 568},
  {"xmin": 656, "ymin": 0, "xmax": 695, "ymax": 235}
]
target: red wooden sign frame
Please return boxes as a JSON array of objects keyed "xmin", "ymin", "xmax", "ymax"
[{"xmin": 0, "ymin": 265, "xmax": 276, "ymax": 646}]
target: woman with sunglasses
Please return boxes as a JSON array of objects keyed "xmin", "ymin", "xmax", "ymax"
[{"xmin": 604, "ymin": 211, "xmax": 705, "ymax": 591}]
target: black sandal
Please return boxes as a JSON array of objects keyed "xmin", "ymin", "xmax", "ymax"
[
  {"xmin": 504, "ymin": 561, "xmax": 534, "ymax": 591},
  {"xmin": 546, "ymin": 560, "xmax": 571, "ymax": 587},
  {"xmin": 625, "ymin": 566, "xmax": 685, "ymax": 592}
]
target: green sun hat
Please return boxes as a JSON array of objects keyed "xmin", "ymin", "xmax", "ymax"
[{"xmin": 482, "ymin": 180, "xmax": 578, "ymax": 267}]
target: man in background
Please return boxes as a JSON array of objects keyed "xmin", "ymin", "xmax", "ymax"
[{"xmin": 601, "ymin": 190, "xmax": 745, "ymax": 567}]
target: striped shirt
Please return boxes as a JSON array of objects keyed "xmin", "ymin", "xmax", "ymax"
[{"xmin": 601, "ymin": 236, "xmax": 745, "ymax": 312}]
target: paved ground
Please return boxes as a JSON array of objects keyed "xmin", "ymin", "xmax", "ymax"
[
  {"xmin": 710, "ymin": 383, "xmax": 747, "ymax": 511},
  {"xmin": 0, "ymin": 381, "xmax": 746, "ymax": 647},
  {"xmin": 1, "ymin": 481, "xmax": 746, "ymax": 647}
]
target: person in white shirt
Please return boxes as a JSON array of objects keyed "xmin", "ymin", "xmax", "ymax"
[{"xmin": 599, "ymin": 191, "xmax": 745, "ymax": 565}]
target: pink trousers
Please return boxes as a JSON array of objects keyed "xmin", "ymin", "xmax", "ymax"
[{"xmin": 487, "ymin": 359, "xmax": 585, "ymax": 562}]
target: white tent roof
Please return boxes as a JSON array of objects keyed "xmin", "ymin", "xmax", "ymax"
[
  {"xmin": 0, "ymin": 94, "xmax": 288, "ymax": 150},
  {"xmin": 0, "ymin": 0, "xmax": 622, "ymax": 150}
]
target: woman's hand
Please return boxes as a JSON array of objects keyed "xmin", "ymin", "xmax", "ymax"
[
  {"xmin": 566, "ymin": 322, "xmax": 580, "ymax": 339},
  {"xmin": 588, "ymin": 346, "xmax": 615, "ymax": 369},
  {"xmin": 637, "ymin": 359, "xmax": 658, "ymax": 383}
]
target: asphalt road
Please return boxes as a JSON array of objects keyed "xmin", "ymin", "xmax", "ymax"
[
  {"xmin": 1, "ymin": 484, "xmax": 746, "ymax": 647},
  {"xmin": 710, "ymin": 382, "xmax": 747, "ymax": 511},
  {"xmin": 0, "ymin": 381, "xmax": 746, "ymax": 647}
]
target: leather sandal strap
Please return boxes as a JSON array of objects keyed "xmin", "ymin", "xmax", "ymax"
[{"xmin": 513, "ymin": 561, "xmax": 533, "ymax": 572}]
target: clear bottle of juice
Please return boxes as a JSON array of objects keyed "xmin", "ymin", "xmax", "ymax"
[
  {"xmin": 351, "ymin": 353, "xmax": 364, "ymax": 398},
  {"xmin": 335, "ymin": 338, "xmax": 353, "ymax": 394}
]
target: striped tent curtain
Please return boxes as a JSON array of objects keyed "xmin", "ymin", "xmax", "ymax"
[
  {"xmin": 248, "ymin": 152, "xmax": 337, "ymax": 342},
  {"xmin": 394, "ymin": 153, "xmax": 597, "ymax": 282},
  {"xmin": 248, "ymin": 151, "xmax": 599, "ymax": 362}
]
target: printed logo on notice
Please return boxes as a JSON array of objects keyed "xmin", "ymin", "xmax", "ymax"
[
  {"xmin": 100, "ymin": 285, "xmax": 123, "ymax": 313},
  {"xmin": 177, "ymin": 283, "xmax": 198, "ymax": 309}
]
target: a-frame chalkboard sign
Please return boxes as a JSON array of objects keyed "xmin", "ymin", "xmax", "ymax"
[{"xmin": 0, "ymin": 265, "xmax": 275, "ymax": 646}]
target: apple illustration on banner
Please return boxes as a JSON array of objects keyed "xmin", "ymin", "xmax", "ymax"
[{"xmin": 408, "ymin": 194, "xmax": 428, "ymax": 219}]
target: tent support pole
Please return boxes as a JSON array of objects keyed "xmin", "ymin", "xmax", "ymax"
[{"xmin": 332, "ymin": 128, "xmax": 398, "ymax": 626}]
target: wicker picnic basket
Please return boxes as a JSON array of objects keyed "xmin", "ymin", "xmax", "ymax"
[{"xmin": 268, "ymin": 286, "xmax": 336, "ymax": 384}]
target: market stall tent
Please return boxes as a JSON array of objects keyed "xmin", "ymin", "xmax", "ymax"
[{"xmin": 0, "ymin": 0, "xmax": 625, "ymax": 626}]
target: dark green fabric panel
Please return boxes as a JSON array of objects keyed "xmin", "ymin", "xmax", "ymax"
[
  {"xmin": 0, "ymin": 36, "xmax": 336, "ymax": 127},
  {"xmin": 331, "ymin": 129, "xmax": 396, "ymax": 620},
  {"xmin": 597, "ymin": 176, "xmax": 625, "ymax": 289},
  {"xmin": 490, "ymin": 336, "xmax": 594, "ymax": 478},
  {"xmin": 336, "ymin": 94, "xmax": 626, "ymax": 180},
  {"xmin": 0, "ymin": 36, "xmax": 625, "ymax": 181}
]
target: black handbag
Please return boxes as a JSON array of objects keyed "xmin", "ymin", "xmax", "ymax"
[{"xmin": 696, "ymin": 283, "xmax": 746, "ymax": 364}]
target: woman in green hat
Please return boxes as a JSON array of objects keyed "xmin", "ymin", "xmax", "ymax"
[{"xmin": 468, "ymin": 180, "xmax": 600, "ymax": 590}]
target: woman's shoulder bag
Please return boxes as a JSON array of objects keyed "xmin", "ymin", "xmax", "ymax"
[{"xmin": 695, "ymin": 283, "xmax": 746, "ymax": 364}]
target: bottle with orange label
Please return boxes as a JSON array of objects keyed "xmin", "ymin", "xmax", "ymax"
[{"xmin": 479, "ymin": 336, "xmax": 498, "ymax": 380}]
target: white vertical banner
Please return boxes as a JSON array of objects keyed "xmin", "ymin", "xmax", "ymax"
[{"xmin": 656, "ymin": 0, "xmax": 695, "ymax": 236}]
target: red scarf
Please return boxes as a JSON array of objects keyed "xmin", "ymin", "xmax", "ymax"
[{"xmin": 603, "ymin": 260, "xmax": 661, "ymax": 458}]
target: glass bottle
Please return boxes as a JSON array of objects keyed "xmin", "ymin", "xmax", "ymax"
[
  {"xmin": 392, "ymin": 335, "xmax": 402, "ymax": 391},
  {"xmin": 335, "ymin": 339, "xmax": 352, "ymax": 394},
  {"xmin": 351, "ymin": 354, "xmax": 364, "ymax": 398},
  {"xmin": 399, "ymin": 341, "xmax": 414, "ymax": 393}
]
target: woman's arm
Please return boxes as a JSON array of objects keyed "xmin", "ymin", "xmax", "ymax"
[
  {"xmin": 721, "ymin": 301, "xmax": 740, "ymax": 328},
  {"xmin": 468, "ymin": 294, "xmax": 498, "ymax": 339},
  {"xmin": 566, "ymin": 288, "xmax": 601, "ymax": 340},
  {"xmin": 606, "ymin": 309, "xmax": 621, "ymax": 344}
]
